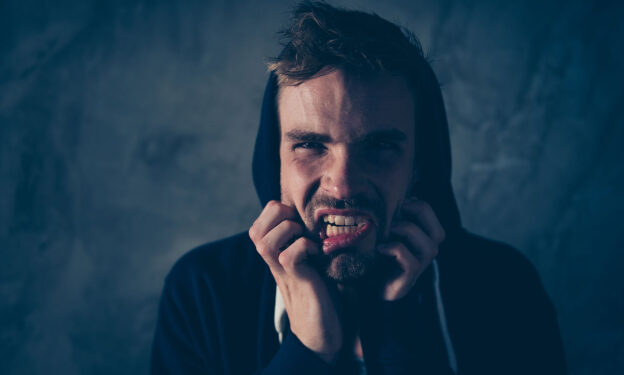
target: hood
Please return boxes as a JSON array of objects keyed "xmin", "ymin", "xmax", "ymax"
[{"xmin": 252, "ymin": 69, "xmax": 462, "ymax": 237}]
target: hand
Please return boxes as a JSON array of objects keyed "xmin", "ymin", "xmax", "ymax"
[
  {"xmin": 377, "ymin": 198, "xmax": 446, "ymax": 301},
  {"xmin": 248, "ymin": 200, "xmax": 342, "ymax": 363}
]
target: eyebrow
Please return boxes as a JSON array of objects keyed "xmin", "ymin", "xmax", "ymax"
[
  {"xmin": 284, "ymin": 129, "xmax": 408, "ymax": 143},
  {"xmin": 284, "ymin": 130, "xmax": 332, "ymax": 143},
  {"xmin": 362, "ymin": 129, "xmax": 408, "ymax": 143}
]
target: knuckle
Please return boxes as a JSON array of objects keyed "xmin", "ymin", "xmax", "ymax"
[
  {"xmin": 255, "ymin": 238, "xmax": 271, "ymax": 257},
  {"xmin": 266, "ymin": 200, "xmax": 280, "ymax": 209},
  {"xmin": 265, "ymin": 200, "xmax": 283, "ymax": 216},
  {"xmin": 278, "ymin": 250, "xmax": 293, "ymax": 268},
  {"xmin": 248, "ymin": 226, "xmax": 258, "ymax": 241}
]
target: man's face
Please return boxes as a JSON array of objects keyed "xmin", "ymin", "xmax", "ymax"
[{"xmin": 278, "ymin": 69, "xmax": 416, "ymax": 283}]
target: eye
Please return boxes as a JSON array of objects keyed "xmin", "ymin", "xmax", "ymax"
[
  {"xmin": 366, "ymin": 138, "xmax": 399, "ymax": 152},
  {"xmin": 293, "ymin": 142, "xmax": 326, "ymax": 151}
]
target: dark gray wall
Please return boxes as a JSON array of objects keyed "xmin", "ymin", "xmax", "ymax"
[{"xmin": 1, "ymin": 0, "xmax": 622, "ymax": 374}]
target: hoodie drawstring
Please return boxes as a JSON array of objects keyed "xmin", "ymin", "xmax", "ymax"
[
  {"xmin": 274, "ymin": 259, "xmax": 458, "ymax": 373},
  {"xmin": 432, "ymin": 259, "xmax": 458, "ymax": 374}
]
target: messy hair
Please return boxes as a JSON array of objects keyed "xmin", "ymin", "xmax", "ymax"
[
  {"xmin": 266, "ymin": 1, "xmax": 452, "ymax": 191},
  {"xmin": 267, "ymin": 1, "xmax": 428, "ymax": 91}
]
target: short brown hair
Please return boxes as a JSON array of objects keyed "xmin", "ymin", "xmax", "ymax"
[
  {"xmin": 268, "ymin": 1, "xmax": 453, "ymax": 188},
  {"xmin": 267, "ymin": 1, "xmax": 428, "ymax": 91}
]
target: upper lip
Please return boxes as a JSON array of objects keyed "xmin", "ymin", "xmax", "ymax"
[{"xmin": 313, "ymin": 208, "xmax": 377, "ymax": 232}]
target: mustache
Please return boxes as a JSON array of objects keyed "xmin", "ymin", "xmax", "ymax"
[{"xmin": 309, "ymin": 195, "xmax": 378, "ymax": 210}]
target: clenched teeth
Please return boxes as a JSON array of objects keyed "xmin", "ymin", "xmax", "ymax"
[
  {"xmin": 322, "ymin": 215, "xmax": 368, "ymax": 225},
  {"xmin": 326, "ymin": 223, "xmax": 365, "ymax": 237},
  {"xmin": 323, "ymin": 215, "xmax": 368, "ymax": 238}
]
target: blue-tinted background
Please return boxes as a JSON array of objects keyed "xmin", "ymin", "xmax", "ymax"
[{"xmin": 1, "ymin": 0, "xmax": 622, "ymax": 374}]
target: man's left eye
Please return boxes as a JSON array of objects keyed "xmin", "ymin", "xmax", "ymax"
[{"xmin": 367, "ymin": 139, "xmax": 398, "ymax": 151}]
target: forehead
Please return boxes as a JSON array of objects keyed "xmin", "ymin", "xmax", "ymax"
[{"xmin": 277, "ymin": 69, "xmax": 415, "ymax": 139}]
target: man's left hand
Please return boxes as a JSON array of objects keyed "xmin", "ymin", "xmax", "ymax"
[{"xmin": 377, "ymin": 198, "xmax": 446, "ymax": 301}]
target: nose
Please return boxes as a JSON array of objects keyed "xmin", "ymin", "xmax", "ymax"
[{"xmin": 320, "ymin": 147, "xmax": 365, "ymax": 199}]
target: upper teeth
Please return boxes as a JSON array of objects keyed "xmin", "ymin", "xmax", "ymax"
[{"xmin": 323, "ymin": 215, "xmax": 367, "ymax": 226}]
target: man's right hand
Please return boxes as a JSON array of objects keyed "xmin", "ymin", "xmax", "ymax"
[{"xmin": 248, "ymin": 200, "xmax": 342, "ymax": 364}]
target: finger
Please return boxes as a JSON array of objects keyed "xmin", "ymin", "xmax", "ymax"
[
  {"xmin": 390, "ymin": 221, "xmax": 438, "ymax": 266},
  {"xmin": 278, "ymin": 237, "xmax": 320, "ymax": 277},
  {"xmin": 400, "ymin": 199, "xmax": 446, "ymax": 244},
  {"xmin": 377, "ymin": 242, "xmax": 421, "ymax": 301},
  {"xmin": 256, "ymin": 220, "xmax": 304, "ymax": 272},
  {"xmin": 249, "ymin": 200, "xmax": 299, "ymax": 242},
  {"xmin": 377, "ymin": 241, "xmax": 419, "ymax": 276}
]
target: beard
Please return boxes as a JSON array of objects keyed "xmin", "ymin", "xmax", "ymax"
[
  {"xmin": 309, "ymin": 247, "xmax": 377, "ymax": 284},
  {"xmin": 324, "ymin": 249, "xmax": 378, "ymax": 284}
]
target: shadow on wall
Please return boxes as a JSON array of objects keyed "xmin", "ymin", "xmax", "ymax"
[{"xmin": 0, "ymin": 0, "xmax": 622, "ymax": 374}]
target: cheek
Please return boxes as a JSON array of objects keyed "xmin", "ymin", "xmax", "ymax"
[
  {"xmin": 371, "ymin": 151, "xmax": 413, "ymax": 188},
  {"xmin": 375, "ymin": 157, "xmax": 414, "ymax": 236},
  {"xmin": 279, "ymin": 154, "xmax": 322, "ymax": 206}
]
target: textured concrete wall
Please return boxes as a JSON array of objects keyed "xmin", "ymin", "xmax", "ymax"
[{"xmin": 1, "ymin": 0, "xmax": 622, "ymax": 374}]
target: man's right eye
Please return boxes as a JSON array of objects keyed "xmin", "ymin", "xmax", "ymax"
[{"xmin": 293, "ymin": 142, "xmax": 325, "ymax": 151}]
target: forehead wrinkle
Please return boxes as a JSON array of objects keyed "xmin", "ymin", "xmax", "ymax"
[
  {"xmin": 279, "ymin": 70, "xmax": 415, "ymax": 145},
  {"xmin": 307, "ymin": 79, "xmax": 354, "ymax": 127},
  {"xmin": 283, "ymin": 83, "xmax": 360, "ymax": 137}
]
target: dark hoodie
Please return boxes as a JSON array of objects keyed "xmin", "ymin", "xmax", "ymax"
[{"xmin": 150, "ymin": 72, "xmax": 567, "ymax": 374}]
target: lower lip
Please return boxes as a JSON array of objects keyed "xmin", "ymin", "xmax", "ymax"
[{"xmin": 321, "ymin": 222, "xmax": 373, "ymax": 255}]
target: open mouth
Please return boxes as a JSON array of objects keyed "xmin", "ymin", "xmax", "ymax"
[
  {"xmin": 323, "ymin": 215, "xmax": 368, "ymax": 237},
  {"xmin": 316, "ymin": 211, "xmax": 375, "ymax": 254}
]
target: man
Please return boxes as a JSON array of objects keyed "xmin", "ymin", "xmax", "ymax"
[{"xmin": 150, "ymin": 2, "xmax": 567, "ymax": 374}]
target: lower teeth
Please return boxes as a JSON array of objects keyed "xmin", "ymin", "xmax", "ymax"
[{"xmin": 326, "ymin": 224, "xmax": 362, "ymax": 237}]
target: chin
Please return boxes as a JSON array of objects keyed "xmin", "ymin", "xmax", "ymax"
[{"xmin": 325, "ymin": 251, "xmax": 376, "ymax": 284}]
